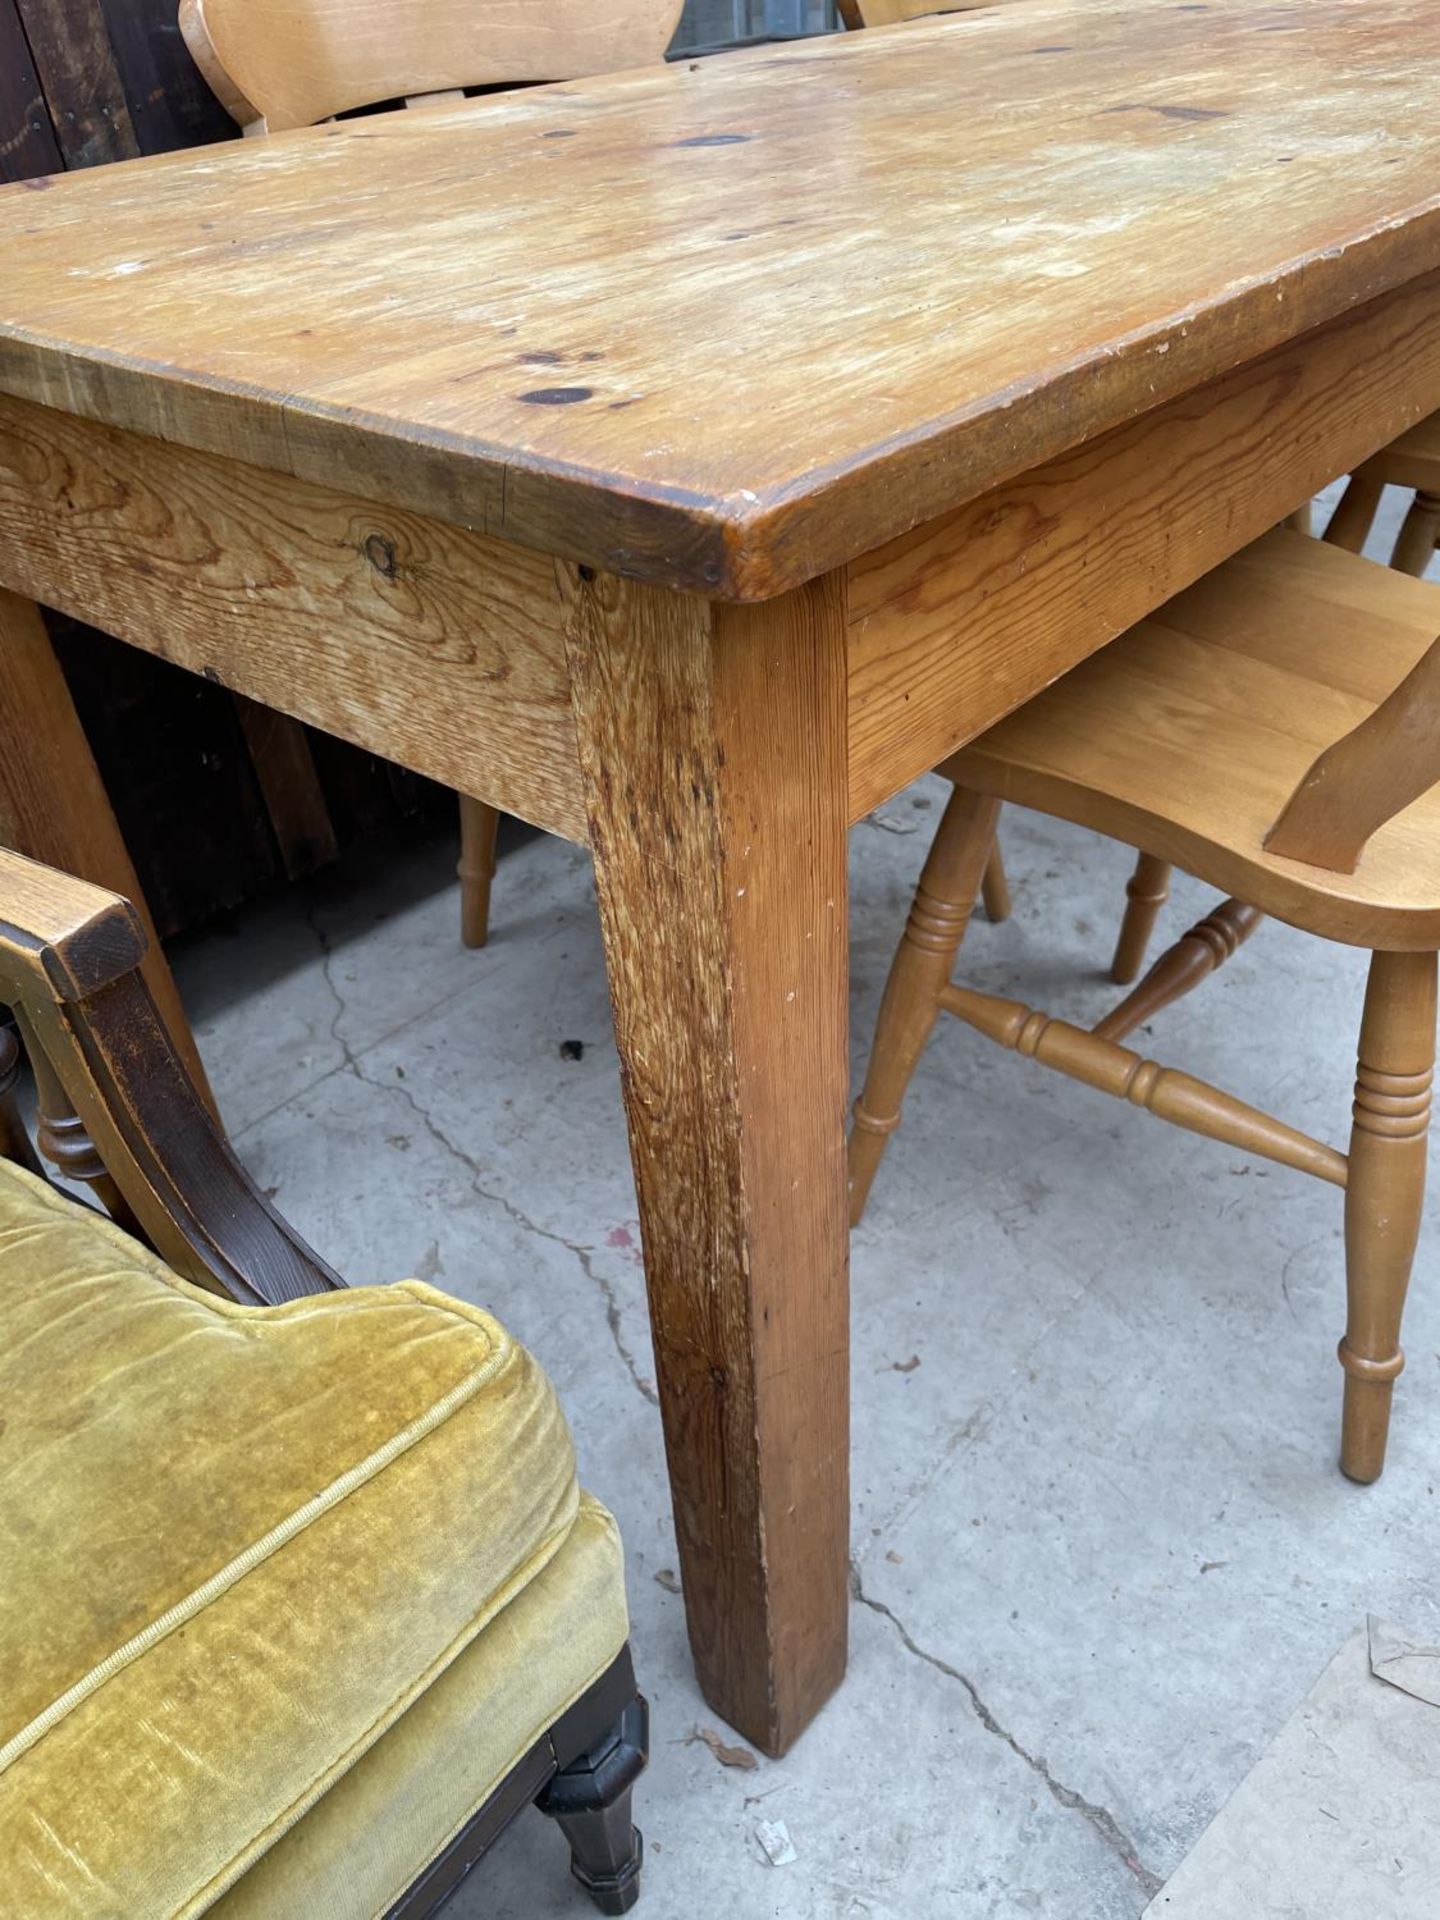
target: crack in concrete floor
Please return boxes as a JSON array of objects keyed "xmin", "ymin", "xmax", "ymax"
[
  {"xmin": 306, "ymin": 901, "xmax": 1160, "ymax": 1901},
  {"xmin": 307, "ymin": 907, "xmax": 660, "ymax": 1409},
  {"xmin": 850, "ymin": 1562, "xmax": 1162, "ymax": 1904}
]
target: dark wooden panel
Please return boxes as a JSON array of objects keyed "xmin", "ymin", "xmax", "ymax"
[
  {"xmin": 96, "ymin": 0, "xmax": 236, "ymax": 155},
  {"xmin": 50, "ymin": 619, "xmax": 285, "ymax": 939},
  {"xmin": 0, "ymin": 0, "xmax": 63, "ymax": 182},
  {"xmin": 14, "ymin": 0, "xmax": 138, "ymax": 168}
]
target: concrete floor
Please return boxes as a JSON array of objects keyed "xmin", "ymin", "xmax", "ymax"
[{"xmin": 171, "ymin": 485, "xmax": 1440, "ymax": 1918}]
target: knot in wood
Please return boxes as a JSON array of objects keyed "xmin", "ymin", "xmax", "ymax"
[{"xmin": 363, "ymin": 532, "xmax": 399, "ymax": 580}]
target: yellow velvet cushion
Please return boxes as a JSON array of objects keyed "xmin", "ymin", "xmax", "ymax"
[
  {"xmin": 214, "ymin": 1493, "xmax": 627, "ymax": 1919},
  {"xmin": 0, "ymin": 1159, "xmax": 627, "ymax": 1918}
]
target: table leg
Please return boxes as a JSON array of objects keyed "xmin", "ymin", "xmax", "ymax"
[
  {"xmin": 567, "ymin": 569, "xmax": 851, "ymax": 1757},
  {"xmin": 0, "ymin": 589, "xmax": 216, "ymax": 1114}
]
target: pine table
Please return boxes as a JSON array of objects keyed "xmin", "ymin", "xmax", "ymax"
[{"xmin": 2, "ymin": 0, "xmax": 1439, "ymax": 1755}]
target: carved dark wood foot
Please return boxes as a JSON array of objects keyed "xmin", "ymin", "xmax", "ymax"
[{"xmin": 536, "ymin": 1693, "xmax": 648, "ymax": 1915}]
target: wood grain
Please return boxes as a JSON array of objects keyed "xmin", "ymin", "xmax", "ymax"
[
  {"xmin": 944, "ymin": 530, "xmax": 1440, "ymax": 950},
  {"xmin": 181, "ymin": 0, "xmax": 685, "ymax": 132},
  {"xmin": 0, "ymin": 393, "xmax": 588, "ymax": 841},
  {"xmin": 1, "ymin": 0, "xmax": 1439, "ymax": 593},
  {"xmin": 567, "ymin": 567, "xmax": 851, "ymax": 1756},
  {"xmin": 846, "ymin": 270, "xmax": 1440, "ymax": 818}
]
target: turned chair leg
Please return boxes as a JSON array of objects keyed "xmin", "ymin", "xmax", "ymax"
[
  {"xmin": 1109, "ymin": 850, "xmax": 1172, "ymax": 986},
  {"xmin": 536, "ymin": 1694, "xmax": 648, "ymax": 1916},
  {"xmin": 1341, "ymin": 949, "xmax": 1437, "ymax": 1483},
  {"xmin": 1390, "ymin": 489, "xmax": 1440, "ymax": 579},
  {"xmin": 457, "ymin": 796, "xmax": 500, "ymax": 950},
  {"xmin": 850, "ymin": 787, "xmax": 1000, "ymax": 1223},
  {"xmin": 1322, "ymin": 460, "xmax": 1388, "ymax": 554},
  {"xmin": 981, "ymin": 843, "xmax": 1012, "ymax": 923}
]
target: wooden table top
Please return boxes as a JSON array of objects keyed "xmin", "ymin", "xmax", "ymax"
[{"xmin": 1, "ymin": 0, "xmax": 1438, "ymax": 598}]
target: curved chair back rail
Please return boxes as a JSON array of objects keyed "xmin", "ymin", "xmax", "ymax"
[{"xmin": 180, "ymin": 0, "xmax": 688, "ymax": 133}]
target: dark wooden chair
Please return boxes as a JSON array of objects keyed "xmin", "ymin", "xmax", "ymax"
[{"xmin": 0, "ymin": 846, "xmax": 646, "ymax": 1917}]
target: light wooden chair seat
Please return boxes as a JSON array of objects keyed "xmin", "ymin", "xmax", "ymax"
[
  {"xmin": 851, "ymin": 529, "xmax": 1440, "ymax": 1489},
  {"xmin": 950, "ymin": 529, "xmax": 1440, "ymax": 950}
]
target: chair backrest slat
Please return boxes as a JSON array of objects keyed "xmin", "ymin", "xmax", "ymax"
[
  {"xmin": 1266, "ymin": 630, "xmax": 1440, "ymax": 874},
  {"xmin": 181, "ymin": 0, "xmax": 687, "ymax": 133}
]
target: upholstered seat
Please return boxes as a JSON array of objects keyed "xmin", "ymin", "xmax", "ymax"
[{"xmin": 0, "ymin": 1158, "xmax": 630, "ymax": 1917}]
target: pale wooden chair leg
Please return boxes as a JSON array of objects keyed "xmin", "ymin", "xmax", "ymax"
[
  {"xmin": 1095, "ymin": 898, "xmax": 1263, "ymax": 1044},
  {"xmin": 1109, "ymin": 850, "xmax": 1172, "ymax": 985},
  {"xmin": 980, "ymin": 842, "xmax": 1011, "ymax": 923},
  {"xmin": 1340, "ymin": 949, "xmax": 1437, "ymax": 1483},
  {"xmin": 458, "ymin": 795, "xmax": 501, "ymax": 950},
  {"xmin": 849, "ymin": 786, "xmax": 1000, "ymax": 1224},
  {"xmin": 1283, "ymin": 502, "xmax": 1311, "ymax": 537},
  {"xmin": 1323, "ymin": 459, "xmax": 1387, "ymax": 554},
  {"xmin": 1390, "ymin": 489, "xmax": 1440, "ymax": 579}
]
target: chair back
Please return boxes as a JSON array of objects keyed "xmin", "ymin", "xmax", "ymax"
[{"xmin": 180, "ymin": 0, "xmax": 686, "ymax": 133}]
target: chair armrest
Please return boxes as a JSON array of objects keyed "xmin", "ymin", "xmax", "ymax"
[
  {"xmin": 0, "ymin": 846, "xmax": 342, "ymax": 1305},
  {"xmin": 0, "ymin": 847, "xmax": 148, "ymax": 1002}
]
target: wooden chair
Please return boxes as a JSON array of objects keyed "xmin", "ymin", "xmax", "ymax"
[
  {"xmin": 0, "ymin": 846, "xmax": 647, "ymax": 1916},
  {"xmin": 1326, "ymin": 414, "xmax": 1440, "ymax": 581},
  {"xmin": 1104, "ymin": 474, "xmax": 1436, "ymax": 992},
  {"xmin": 850, "ymin": 528, "xmax": 1440, "ymax": 1485},
  {"xmin": 180, "ymin": 0, "xmax": 686, "ymax": 947}
]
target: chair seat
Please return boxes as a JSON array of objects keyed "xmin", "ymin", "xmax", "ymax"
[
  {"xmin": 1376, "ymin": 409, "xmax": 1440, "ymax": 491},
  {"xmin": 946, "ymin": 529, "xmax": 1440, "ymax": 950},
  {"xmin": 0, "ymin": 1159, "xmax": 629, "ymax": 1918}
]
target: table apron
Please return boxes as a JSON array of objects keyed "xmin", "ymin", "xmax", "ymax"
[
  {"xmin": 846, "ymin": 267, "xmax": 1440, "ymax": 819},
  {"xmin": 0, "ymin": 392, "xmax": 590, "ymax": 845},
  {"xmin": 3, "ymin": 267, "xmax": 1439, "ymax": 842}
]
